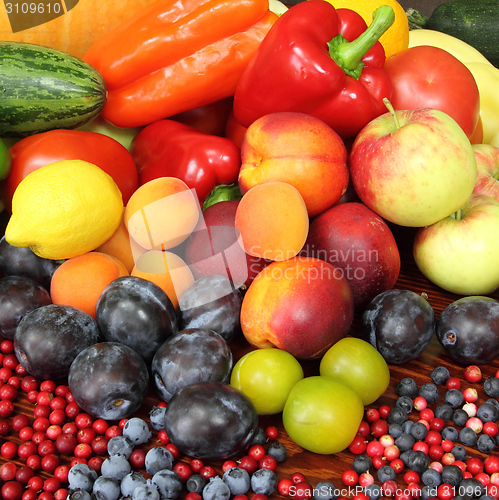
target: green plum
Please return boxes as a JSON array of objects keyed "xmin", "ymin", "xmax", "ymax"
[
  {"xmin": 230, "ymin": 348, "xmax": 304, "ymax": 415},
  {"xmin": 282, "ymin": 375, "xmax": 364, "ymax": 455},
  {"xmin": 319, "ymin": 337, "xmax": 390, "ymax": 405}
]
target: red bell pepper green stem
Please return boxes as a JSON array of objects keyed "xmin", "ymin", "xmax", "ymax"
[{"xmin": 328, "ymin": 5, "xmax": 395, "ymax": 79}]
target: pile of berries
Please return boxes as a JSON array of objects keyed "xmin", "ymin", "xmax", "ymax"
[{"xmin": 337, "ymin": 364, "xmax": 499, "ymax": 500}]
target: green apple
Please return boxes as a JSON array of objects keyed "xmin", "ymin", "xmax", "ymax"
[
  {"xmin": 413, "ymin": 193, "xmax": 499, "ymax": 295},
  {"xmin": 282, "ymin": 375, "xmax": 364, "ymax": 455},
  {"xmin": 76, "ymin": 115, "xmax": 142, "ymax": 152},
  {"xmin": 319, "ymin": 337, "xmax": 390, "ymax": 406},
  {"xmin": 349, "ymin": 102, "xmax": 477, "ymax": 227},
  {"xmin": 230, "ymin": 348, "xmax": 303, "ymax": 415}
]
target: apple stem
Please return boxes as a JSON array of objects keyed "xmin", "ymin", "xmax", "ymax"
[
  {"xmin": 383, "ymin": 98, "xmax": 401, "ymax": 130},
  {"xmin": 451, "ymin": 208, "xmax": 463, "ymax": 221}
]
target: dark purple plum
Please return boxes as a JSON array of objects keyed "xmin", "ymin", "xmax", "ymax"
[
  {"xmin": 95, "ymin": 276, "xmax": 178, "ymax": 363},
  {"xmin": 362, "ymin": 289, "xmax": 436, "ymax": 364},
  {"xmin": 0, "ymin": 275, "xmax": 52, "ymax": 340},
  {"xmin": 164, "ymin": 382, "xmax": 258, "ymax": 460},
  {"xmin": 151, "ymin": 328, "xmax": 233, "ymax": 402},
  {"xmin": 14, "ymin": 304, "xmax": 101, "ymax": 380},
  {"xmin": 0, "ymin": 236, "xmax": 63, "ymax": 290},
  {"xmin": 437, "ymin": 296, "xmax": 499, "ymax": 365},
  {"xmin": 68, "ymin": 342, "xmax": 149, "ymax": 420},
  {"xmin": 178, "ymin": 275, "xmax": 243, "ymax": 342}
]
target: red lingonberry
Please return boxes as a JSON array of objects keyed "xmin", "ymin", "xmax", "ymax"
[
  {"xmin": 366, "ymin": 440, "xmax": 384, "ymax": 458},
  {"xmin": 92, "ymin": 419, "xmax": 109, "ymax": 435},
  {"xmin": 291, "ymin": 473, "xmax": 307, "ymax": 485},
  {"xmin": 357, "ymin": 421, "xmax": 371, "ymax": 438},
  {"xmin": 446, "ymin": 377, "xmax": 461, "ymax": 390},
  {"xmin": 87, "ymin": 456, "xmax": 103, "ymax": 474},
  {"xmin": 11, "ymin": 414, "xmax": 30, "ymax": 432},
  {"xmin": 358, "ymin": 472, "xmax": 374, "ymax": 487},
  {"xmin": 419, "ymin": 408, "xmax": 435, "ymax": 422},
  {"xmin": 349, "ymin": 435, "xmax": 367, "ymax": 454},
  {"xmin": 1, "ymin": 441, "xmax": 18, "ymax": 459},
  {"xmin": 404, "ymin": 470, "xmax": 420, "ymax": 485},
  {"xmin": 165, "ymin": 443, "xmax": 179, "ymax": 459},
  {"xmin": 485, "ymin": 456, "xmax": 499, "ymax": 474},
  {"xmin": 41, "ymin": 454, "xmax": 60, "ymax": 474},
  {"xmin": 467, "ymin": 457, "xmax": 484, "ymax": 476},
  {"xmin": 379, "ymin": 405, "xmax": 391, "ymax": 419},
  {"xmin": 258, "ymin": 455, "xmax": 278, "ymax": 472},
  {"xmin": 365, "ymin": 408, "xmax": 380, "ymax": 423},
  {"xmin": 383, "ymin": 444, "xmax": 400, "ymax": 461},
  {"xmin": 341, "ymin": 469, "xmax": 358, "ymax": 486},
  {"xmin": 278, "ymin": 478, "xmax": 294, "ymax": 496},
  {"xmin": 464, "ymin": 365, "xmax": 482, "ymax": 383},
  {"xmin": 248, "ymin": 444, "xmax": 266, "ymax": 461},
  {"xmin": 390, "ymin": 458, "xmax": 404, "ymax": 474},
  {"xmin": 370, "ymin": 419, "xmax": 389, "ymax": 438},
  {"xmin": 190, "ymin": 459, "xmax": 204, "ymax": 473},
  {"xmin": 200, "ymin": 465, "xmax": 217, "ymax": 480},
  {"xmin": 265, "ymin": 426, "xmax": 278, "ymax": 440},
  {"xmin": 173, "ymin": 462, "xmax": 192, "ymax": 482},
  {"xmin": 75, "ymin": 413, "xmax": 93, "ymax": 429},
  {"xmin": 222, "ymin": 460, "xmax": 238, "ymax": 473},
  {"xmin": 293, "ymin": 482, "xmax": 313, "ymax": 499},
  {"xmin": 238, "ymin": 455, "xmax": 257, "ymax": 475},
  {"xmin": 129, "ymin": 448, "xmax": 146, "ymax": 469}
]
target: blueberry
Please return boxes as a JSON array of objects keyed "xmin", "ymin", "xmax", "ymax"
[
  {"xmin": 431, "ymin": 366, "xmax": 450, "ymax": 385},
  {"xmin": 445, "ymin": 388, "xmax": 464, "ymax": 409},
  {"xmin": 388, "ymin": 407, "xmax": 408, "ymax": 425},
  {"xmin": 120, "ymin": 472, "xmax": 147, "ymax": 498},
  {"xmin": 92, "ymin": 476, "xmax": 121, "ymax": 500},
  {"xmin": 107, "ymin": 435, "xmax": 134, "ymax": 459},
  {"xmin": 250, "ymin": 468, "xmax": 278, "ymax": 496},
  {"xmin": 67, "ymin": 490, "xmax": 93, "ymax": 500},
  {"xmin": 434, "ymin": 404, "xmax": 454, "ymax": 422},
  {"xmin": 484, "ymin": 377, "xmax": 499, "ymax": 398},
  {"xmin": 402, "ymin": 420, "xmax": 414, "ymax": 434},
  {"xmin": 441, "ymin": 465, "xmax": 463, "ymax": 487},
  {"xmin": 395, "ymin": 432, "xmax": 416, "ymax": 452},
  {"xmin": 266, "ymin": 441, "xmax": 287, "ymax": 463},
  {"xmin": 388, "ymin": 423, "xmax": 404, "ymax": 439},
  {"xmin": 352, "ymin": 455, "xmax": 372, "ymax": 475},
  {"xmin": 203, "ymin": 476, "xmax": 231, "ymax": 500},
  {"xmin": 410, "ymin": 421, "xmax": 428, "ymax": 441},
  {"xmin": 486, "ymin": 398, "xmax": 499, "ymax": 411},
  {"xmin": 251, "ymin": 427, "xmax": 267, "ymax": 446},
  {"xmin": 459, "ymin": 427, "xmax": 478, "ymax": 447},
  {"xmin": 364, "ymin": 483, "xmax": 382, "ymax": 500},
  {"xmin": 477, "ymin": 403, "xmax": 499, "ymax": 423},
  {"xmin": 149, "ymin": 406, "xmax": 167, "ymax": 431},
  {"xmin": 453, "ymin": 408, "xmax": 470, "ymax": 427},
  {"xmin": 377, "ymin": 465, "xmax": 396, "ymax": 483},
  {"xmin": 122, "ymin": 417, "xmax": 152, "ymax": 445},
  {"xmin": 400, "ymin": 450, "xmax": 415, "ymax": 468},
  {"xmin": 408, "ymin": 450, "xmax": 430, "ymax": 474},
  {"xmin": 151, "ymin": 469, "xmax": 183, "ymax": 500},
  {"xmin": 478, "ymin": 433, "xmax": 496, "ymax": 453},
  {"xmin": 419, "ymin": 383, "xmax": 440, "ymax": 404},
  {"xmin": 451, "ymin": 445, "xmax": 467, "ymax": 461},
  {"xmin": 421, "ymin": 468, "xmax": 442, "ymax": 488},
  {"xmin": 313, "ymin": 481, "xmax": 337, "ymax": 500},
  {"xmin": 68, "ymin": 463, "xmax": 99, "ymax": 492},
  {"xmin": 145, "ymin": 447, "xmax": 174, "ymax": 476},
  {"xmin": 132, "ymin": 479, "xmax": 160, "ymax": 500},
  {"xmin": 186, "ymin": 474, "xmax": 207, "ymax": 495},
  {"xmin": 441, "ymin": 426, "xmax": 459, "ymax": 442},
  {"xmin": 397, "ymin": 378, "xmax": 419, "ymax": 398},
  {"xmin": 396, "ymin": 396, "xmax": 414, "ymax": 414},
  {"xmin": 222, "ymin": 467, "xmax": 250, "ymax": 496},
  {"xmin": 100, "ymin": 455, "xmax": 132, "ymax": 482},
  {"xmin": 458, "ymin": 478, "xmax": 484, "ymax": 499}
]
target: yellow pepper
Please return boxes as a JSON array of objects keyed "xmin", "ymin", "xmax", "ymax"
[{"xmin": 409, "ymin": 29, "xmax": 499, "ymax": 145}]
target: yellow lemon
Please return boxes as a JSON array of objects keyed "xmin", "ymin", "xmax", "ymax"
[
  {"xmin": 5, "ymin": 159, "xmax": 124, "ymax": 260},
  {"xmin": 326, "ymin": 0, "xmax": 409, "ymax": 58}
]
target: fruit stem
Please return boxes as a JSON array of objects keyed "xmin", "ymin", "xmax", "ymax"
[
  {"xmin": 451, "ymin": 208, "xmax": 463, "ymax": 221},
  {"xmin": 383, "ymin": 98, "xmax": 401, "ymax": 130}
]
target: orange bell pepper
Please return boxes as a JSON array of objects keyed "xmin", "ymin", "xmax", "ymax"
[{"xmin": 84, "ymin": 0, "xmax": 278, "ymax": 128}]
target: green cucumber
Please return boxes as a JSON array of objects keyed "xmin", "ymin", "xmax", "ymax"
[
  {"xmin": 0, "ymin": 41, "xmax": 107, "ymax": 137},
  {"xmin": 406, "ymin": 0, "xmax": 499, "ymax": 67}
]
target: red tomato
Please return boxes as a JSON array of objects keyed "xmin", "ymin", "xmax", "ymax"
[
  {"xmin": 1, "ymin": 129, "xmax": 139, "ymax": 212},
  {"xmin": 384, "ymin": 45, "xmax": 480, "ymax": 140}
]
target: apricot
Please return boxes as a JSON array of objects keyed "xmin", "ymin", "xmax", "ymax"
[
  {"xmin": 50, "ymin": 251, "xmax": 129, "ymax": 319},
  {"xmin": 131, "ymin": 250, "xmax": 194, "ymax": 309},
  {"xmin": 240, "ymin": 256, "xmax": 354, "ymax": 360},
  {"xmin": 124, "ymin": 177, "xmax": 200, "ymax": 250},
  {"xmin": 96, "ymin": 210, "xmax": 147, "ymax": 273},
  {"xmin": 238, "ymin": 112, "xmax": 349, "ymax": 217},
  {"xmin": 235, "ymin": 181, "xmax": 309, "ymax": 262}
]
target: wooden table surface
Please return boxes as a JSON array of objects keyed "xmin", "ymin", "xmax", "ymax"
[{"xmin": 2, "ymin": 214, "xmax": 499, "ymax": 497}]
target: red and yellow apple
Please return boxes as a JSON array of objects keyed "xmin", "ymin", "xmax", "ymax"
[
  {"xmin": 413, "ymin": 193, "xmax": 499, "ymax": 295},
  {"xmin": 350, "ymin": 105, "xmax": 477, "ymax": 227},
  {"xmin": 240, "ymin": 256, "xmax": 354, "ymax": 360},
  {"xmin": 301, "ymin": 202, "xmax": 400, "ymax": 309},
  {"xmin": 238, "ymin": 112, "xmax": 349, "ymax": 217},
  {"xmin": 472, "ymin": 144, "xmax": 499, "ymax": 202}
]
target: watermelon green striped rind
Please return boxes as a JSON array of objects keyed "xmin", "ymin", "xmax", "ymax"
[{"xmin": 0, "ymin": 41, "xmax": 107, "ymax": 137}]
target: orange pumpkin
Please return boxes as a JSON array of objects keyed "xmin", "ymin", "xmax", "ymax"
[{"xmin": 0, "ymin": 0, "xmax": 160, "ymax": 59}]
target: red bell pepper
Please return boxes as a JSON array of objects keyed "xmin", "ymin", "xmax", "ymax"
[
  {"xmin": 233, "ymin": 0, "xmax": 395, "ymax": 140},
  {"xmin": 131, "ymin": 120, "xmax": 241, "ymax": 204}
]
